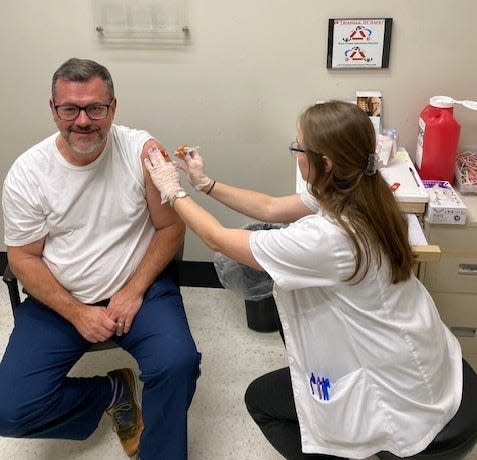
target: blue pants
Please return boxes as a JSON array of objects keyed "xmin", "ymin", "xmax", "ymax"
[{"xmin": 0, "ymin": 273, "xmax": 201, "ymax": 460}]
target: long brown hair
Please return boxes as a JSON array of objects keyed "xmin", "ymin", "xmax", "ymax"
[{"xmin": 299, "ymin": 101, "xmax": 413, "ymax": 284}]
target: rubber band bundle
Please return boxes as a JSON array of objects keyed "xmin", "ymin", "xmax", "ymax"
[{"xmin": 455, "ymin": 150, "xmax": 477, "ymax": 195}]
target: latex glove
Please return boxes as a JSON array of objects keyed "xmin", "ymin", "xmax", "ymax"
[
  {"xmin": 144, "ymin": 147, "xmax": 184, "ymax": 204},
  {"xmin": 175, "ymin": 147, "xmax": 212, "ymax": 191}
]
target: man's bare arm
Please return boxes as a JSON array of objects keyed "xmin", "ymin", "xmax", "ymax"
[
  {"xmin": 105, "ymin": 139, "xmax": 185, "ymax": 334},
  {"xmin": 122, "ymin": 139, "xmax": 185, "ymax": 296}
]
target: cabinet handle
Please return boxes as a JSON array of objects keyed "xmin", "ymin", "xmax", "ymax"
[
  {"xmin": 450, "ymin": 327, "xmax": 476, "ymax": 338},
  {"xmin": 458, "ymin": 264, "xmax": 477, "ymax": 275}
]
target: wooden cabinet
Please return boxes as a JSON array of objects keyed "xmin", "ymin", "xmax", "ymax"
[{"xmin": 421, "ymin": 194, "xmax": 477, "ymax": 370}]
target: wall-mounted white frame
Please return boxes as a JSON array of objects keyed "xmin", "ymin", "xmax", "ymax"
[{"xmin": 93, "ymin": 0, "xmax": 191, "ymax": 43}]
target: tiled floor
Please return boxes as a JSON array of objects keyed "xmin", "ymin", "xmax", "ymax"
[{"xmin": 0, "ymin": 283, "xmax": 476, "ymax": 460}]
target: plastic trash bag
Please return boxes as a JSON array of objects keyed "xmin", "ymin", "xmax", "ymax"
[{"xmin": 213, "ymin": 222, "xmax": 285, "ymax": 301}]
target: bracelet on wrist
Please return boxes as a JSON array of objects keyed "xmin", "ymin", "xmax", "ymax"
[{"xmin": 206, "ymin": 180, "xmax": 216, "ymax": 195}]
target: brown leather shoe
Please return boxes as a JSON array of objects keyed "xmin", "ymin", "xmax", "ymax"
[{"xmin": 106, "ymin": 368, "xmax": 144, "ymax": 458}]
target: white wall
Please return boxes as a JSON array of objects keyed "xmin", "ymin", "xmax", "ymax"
[{"xmin": 1, "ymin": 0, "xmax": 476, "ymax": 260}]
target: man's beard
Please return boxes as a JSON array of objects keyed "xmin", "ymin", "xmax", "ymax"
[{"xmin": 64, "ymin": 126, "xmax": 106, "ymax": 155}]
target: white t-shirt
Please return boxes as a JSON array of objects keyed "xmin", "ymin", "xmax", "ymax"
[
  {"xmin": 3, "ymin": 124, "xmax": 155, "ymax": 303},
  {"xmin": 249, "ymin": 189, "xmax": 462, "ymax": 459}
]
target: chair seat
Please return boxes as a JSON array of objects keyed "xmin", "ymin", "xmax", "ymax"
[
  {"xmin": 2, "ymin": 256, "xmax": 187, "ymax": 355},
  {"xmin": 88, "ymin": 339, "xmax": 118, "ymax": 352},
  {"xmin": 2, "ymin": 257, "xmax": 223, "ymax": 355},
  {"xmin": 378, "ymin": 359, "xmax": 477, "ymax": 460}
]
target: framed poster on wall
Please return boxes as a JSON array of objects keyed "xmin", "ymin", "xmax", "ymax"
[{"xmin": 327, "ymin": 18, "xmax": 392, "ymax": 69}]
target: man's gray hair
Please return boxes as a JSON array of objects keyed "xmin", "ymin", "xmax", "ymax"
[{"xmin": 51, "ymin": 58, "xmax": 114, "ymax": 99}]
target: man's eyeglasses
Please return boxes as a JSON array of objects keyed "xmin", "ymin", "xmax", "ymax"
[
  {"xmin": 54, "ymin": 102, "xmax": 114, "ymax": 121},
  {"xmin": 289, "ymin": 141, "xmax": 305, "ymax": 158}
]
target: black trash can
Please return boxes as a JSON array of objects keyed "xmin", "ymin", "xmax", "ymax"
[
  {"xmin": 213, "ymin": 221, "xmax": 285, "ymax": 333},
  {"xmin": 245, "ymin": 296, "xmax": 280, "ymax": 333}
]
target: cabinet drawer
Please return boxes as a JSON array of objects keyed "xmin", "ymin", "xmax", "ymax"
[
  {"xmin": 425, "ymin": 223, "xmax": 477, "ymax": 253},
  {"xmin": 424, "ymin": 255, "xmax": 477, "ymax": 294},
  {"xmin": 431, "ymin": 292, "xmax": 477, "ymax": 355}
]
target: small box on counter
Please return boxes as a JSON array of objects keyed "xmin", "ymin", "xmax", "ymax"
[{"xmin": 423, "ymin": 180, "xmax": 467, "ymax": 225}]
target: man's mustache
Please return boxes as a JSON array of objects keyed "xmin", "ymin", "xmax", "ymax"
[{"xmin": 69, "ymin": 126, "xmax": 100, "ymax": 134}]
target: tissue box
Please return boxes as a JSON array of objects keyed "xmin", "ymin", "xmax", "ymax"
[
  {"xmin": 423, "ymin": 180, "xmax": 467, "ymax": 225},
  {"xmin": 376, "ymin": 133, "xmax": 395, "ymax": 166}
]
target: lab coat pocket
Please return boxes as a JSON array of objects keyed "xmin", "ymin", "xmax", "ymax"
[{"xmin": 305, "ymin": 368, "xmax": 387, "ymax": 445}]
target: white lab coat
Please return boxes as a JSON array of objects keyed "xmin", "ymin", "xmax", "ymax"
[{"xmin": 248, "ymin": 191, "xmax": 462, "ymax": 459}]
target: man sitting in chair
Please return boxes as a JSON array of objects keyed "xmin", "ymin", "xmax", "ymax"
[{"xmin": 0, "ymin": 57, "xmax": 201, "ymax": 460}]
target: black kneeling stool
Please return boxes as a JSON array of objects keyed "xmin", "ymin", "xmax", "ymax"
[{"xmin": 377, "ymin": 359, "xmax": 477, "ymax": 460}]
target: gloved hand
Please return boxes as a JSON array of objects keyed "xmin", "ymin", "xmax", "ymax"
[
  {"xmin": 144, "ymin": 147, "xmax": 184, "ymax": 204},
  {"xmin": 175, "ymin": 148, "xmax": 212, "ymax": 191}
]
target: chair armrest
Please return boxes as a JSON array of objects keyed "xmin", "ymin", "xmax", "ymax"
[
  {"xmin": 2, "ymin": 264, "xmax": 21, "ymax": 310},
  {"xmin": 2, "ymin": 254, "xmax": 224, "ymax": 313},
  {"xmin": 2, "ymin": 264, "xmax": 17, "ymax": 284}
]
